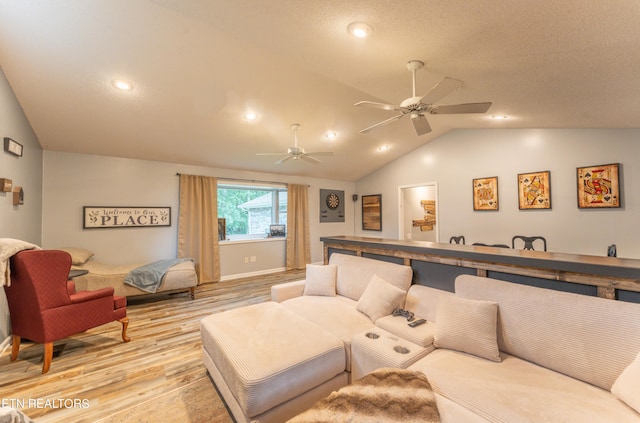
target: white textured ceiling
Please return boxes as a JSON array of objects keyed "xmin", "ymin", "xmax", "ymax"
[{"xmin": 1, "ymin": 1, "xmax": 639, "ymax": 181}]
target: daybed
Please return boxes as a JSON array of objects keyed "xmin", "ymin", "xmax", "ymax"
[
  {"xmin": 201, "ymin": 253, "xmax": 640, "ymax": 423},
  {"xmin": 61, "ymin": 247, "xmax": 199, "ymax": 298}
]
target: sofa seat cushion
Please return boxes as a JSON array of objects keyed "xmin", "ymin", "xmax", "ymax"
[
  {"xmin": 281, "ymin": 295, "xmax": 375, "ymax": 369},
  {"xmin": 409, "ymin": 349, "xmax": 640, "ymax": 422},
  {"xmin": 200, "ymin": 302, "xmax": 346, "ymax": 418}
]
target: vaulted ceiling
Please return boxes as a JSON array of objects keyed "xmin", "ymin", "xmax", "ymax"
[{"xmin": 1, "ymin": 1, "xmax": 639, "ymax": 181}]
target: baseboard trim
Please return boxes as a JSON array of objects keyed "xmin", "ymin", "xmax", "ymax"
[{"xmin": 220, "ymin": 267, "xmax": 288, "ymax": 282}]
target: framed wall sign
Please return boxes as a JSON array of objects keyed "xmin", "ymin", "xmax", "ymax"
[
  {"xmin": 362, "ymin": 194, "xmax": 382, "ymax": 231},
  {"xmin": 4, "ymin": 138, "xmax": 23, "ymax": 157},
  {"xmin": 577, "ymin": 163, "xmax": 621, "ymax": 208},
  {"xmin": 517, "ymin": 171, "xmax": 551, "ymax": 210},
  {"xmin": 472, "ymin": 176, "xmax": 499, "ymax": 211},
  {"xmin": 83, "ymin": 206, "xmax": 171, "ymax": 229}
]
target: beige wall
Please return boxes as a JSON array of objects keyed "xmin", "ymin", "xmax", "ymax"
[
  {"xmin": 0, "ymin": 67, "xmax": 43, "ymax": 345},
  {"xmin": 355, "ymin": 128, "xmax": 640, "ymax": 258},
  {"xmin": 42, "ymin": 151, "xmax": 355, "ymax": 273}
]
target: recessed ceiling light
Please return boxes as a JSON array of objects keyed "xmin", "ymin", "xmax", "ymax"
[
  {"xmin": 491, "ymin": 115, "xmax": 508, "ymax": 120},
  {"xmin": 347, "ymin": 22, "xmax": 372, "ymax": 38},
  {"xmin": 377, "ymin": 145, "xmax": 390, "ymax": 152},
  {"xmin": 243, "ymin": 111, "xmax": 258, "ymax": 122},
  {"xmin": 324, "ymin": 131, "xmax": 337, "ymax": 140},
  {"xmin": 111, "ymin": 80, "xmax": 133, "ymax": 91}
]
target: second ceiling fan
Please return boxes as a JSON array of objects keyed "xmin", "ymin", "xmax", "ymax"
[{"xmin": 355, "ymin": 60, "xmax": 492, "ymax": 136}]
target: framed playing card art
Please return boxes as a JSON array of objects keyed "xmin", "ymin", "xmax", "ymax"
[
  {"xmin": 517, "ymin": 171, "xmax": 551, "ymax": 210},
  {"xmin": 472, "ymin": 177, "xmax": 499, "ymax": 211},
  {"xmin": 577, "ymin": 163, "xmax": 621, "ymax": 208}
]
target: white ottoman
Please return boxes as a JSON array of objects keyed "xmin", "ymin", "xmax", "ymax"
[
  {"xmin": 201, "ymin": 302, "xmax": 348, "ymax": 423},
  {"xmin": 351, "ymin": 327, "xmax": 433, "ymax": 381}
]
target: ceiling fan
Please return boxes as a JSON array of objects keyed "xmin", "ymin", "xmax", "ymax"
[
  {"xmin": 355, "ymin": 60, "xmax": 492, "ymax": 136},
  {"xmin": 257, "ymin": 123, "xmax": 334, "ymax": 165}
]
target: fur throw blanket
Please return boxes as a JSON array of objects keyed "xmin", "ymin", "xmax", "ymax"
[{"xmin": 288, "ymin": 368, "xmax": 440, "ymax": 423}]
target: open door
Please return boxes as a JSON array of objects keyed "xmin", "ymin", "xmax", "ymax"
[{"xmin": 399, "ymin": 183, "xmax": 438, "ymax": 242}]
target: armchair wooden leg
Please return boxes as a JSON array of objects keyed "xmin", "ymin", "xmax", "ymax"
[
  {"xmin": 119, "ymin": 317, "xmax": 131, "ymax": 342},
  {"xmin": 189, "ymin": 287, "xmax": 195, "ymax": 300},
  {"xmin": 43, "ymin": 342, "xmax": 53, "ymax": 374},
  {"xmin": 11, "ymin": 335, "xmax": 20, "ymax": 361}
]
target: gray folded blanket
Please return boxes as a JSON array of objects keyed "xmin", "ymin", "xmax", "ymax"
[{"xmin": 124, "ymin": 258, "xmax": 192, "ymax": 293}]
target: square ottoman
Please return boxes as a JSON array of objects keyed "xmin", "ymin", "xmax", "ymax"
[{"xmin": 201, "ymin": 302, "xmax": 348, "ymax": 423}]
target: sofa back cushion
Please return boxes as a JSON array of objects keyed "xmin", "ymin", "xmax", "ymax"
[
  {"xmin": 455, "ymin": 275, "xmax": 640, "ymax": 390},
  {"xmin": 404, "ymin": 284, "xmax": 456, "ymax": 322},
  {"xmin": 329, "ymin": 253, "xmax": 412, "ymax": 301}
]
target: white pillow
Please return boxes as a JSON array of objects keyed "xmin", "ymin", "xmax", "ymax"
[
  {"xmin": 60, "ymin": 247, "xmax": 94, "ymax": 265},
  {"xmin": 611, "ymin": 351, "xmax": 640, "ymax": 413},
  {"xmin": 356, "ymin": 274, "xmax": 406, "ymax": 322},
  {"xmin": 434, "ymin": 296, "xmax": 501, "ymax": 362},
  {"xmin": 303, "ymin": 264, "xmax": 337, "ymax": 296}
]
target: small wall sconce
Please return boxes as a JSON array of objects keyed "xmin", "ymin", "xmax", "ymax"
[
  {"xmin": 13, "ymin": 186, "xmax": 24, "ymax": 206},
  {"xmin": 0, "ymin": 178, "xmax": 12, "ymax": 192}
]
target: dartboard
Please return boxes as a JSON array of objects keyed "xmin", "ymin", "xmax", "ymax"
[{"xmin": 326, "ymin": 193, "xmax": 340, "ymax": 209}]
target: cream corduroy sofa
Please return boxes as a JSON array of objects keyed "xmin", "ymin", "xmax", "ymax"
[
  {"xmin": 275, "ymin": 259, "xmax": 640, "ymax": 422},
  {"xmin": 395, "ymin": 275, "xmax": 640, "ymax": 422},
  {"xmin": 203, "ymin": 253, "xmax": 640, "ymax": 422}
]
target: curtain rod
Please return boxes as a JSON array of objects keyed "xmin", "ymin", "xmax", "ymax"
[{"xmin": 176, "ymin": 173, "xmax": 309, "ymax": 187}]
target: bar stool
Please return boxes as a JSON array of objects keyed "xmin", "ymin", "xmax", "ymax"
[
  {"xmin": 512, "ymin": 235, "xmax": 547, "ymax": 251},
  {"xmin": 449, "ymin": 236, "xmax": 465, "ymax": 244}
]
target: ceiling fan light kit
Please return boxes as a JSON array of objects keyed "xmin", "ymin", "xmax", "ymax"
[{"xmin": 355, "ymin": 59, "xmax": 493, "ymax": 136}]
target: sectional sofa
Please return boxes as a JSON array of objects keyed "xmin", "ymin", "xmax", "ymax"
[{"xmin": 201, "ymin": 253, "xmax": 640, "ymax": 422}]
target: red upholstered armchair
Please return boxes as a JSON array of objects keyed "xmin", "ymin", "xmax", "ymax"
[{"xmin": 4, "ymin": 249, "xmax": 130, "ymax": 373}]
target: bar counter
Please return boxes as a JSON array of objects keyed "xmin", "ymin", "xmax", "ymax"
[{"xmin": 321, "ymin": 236, "xmax": 640, "ymax": 302}]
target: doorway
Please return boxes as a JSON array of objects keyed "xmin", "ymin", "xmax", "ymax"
[{"xmin": 398, "ymin": 182, "xmax": 438, "ymax": 242}]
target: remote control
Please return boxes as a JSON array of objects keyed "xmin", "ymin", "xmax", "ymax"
[{"xmin": 408, "ymin": 318, "xmax": 426, "ymax": 328}]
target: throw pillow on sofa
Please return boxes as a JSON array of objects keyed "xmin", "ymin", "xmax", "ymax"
[
  {"xmin": 611, "ymin": 351, "xmax": 640, "ymax": 413},
  {"xmin": 434, "ymin": 296, "xmax": 501, "ymax": 362},
  {"xmin": 303, "ymin": 264, "xmax": 337, "ymax": 296},
  {"xmin": 356, "ymin": 274, "xmax": 406, "ymax": 322}
]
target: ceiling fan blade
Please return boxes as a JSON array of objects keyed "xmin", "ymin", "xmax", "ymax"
[
  {"xmin": 420, "ymin": 77, "xmax": 464, "ymax": 105},
  {"xmin": 360, "ymin": 113, "xmax": 405, "ymax": 134},
  {"xmin": 257, "ymin": 152, "xmax": 288, "ymax": 156},
  {"xmin": 304, "ymin": 151, "xmax": 334, "ymax": 157},
  {"xmin": 354, "ymin": 101, "xmax": 402, "ymax": 111},
  {"xmin": 274, "ymin": 155, "xmax": 294, "ymax": 165},
  {"xmin": 300, "ymin": 155, "xmax": 321, "ymax": 164},
  {"xmin": 411, "ymin": 114, "xmax": 432, "ymax": 135},
  {"xmin": 429, "ymin": 102, "xmax": 492, "ymax": 115}
]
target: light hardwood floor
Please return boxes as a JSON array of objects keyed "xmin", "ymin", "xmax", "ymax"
[{"xmin": 0, "ymin": 269, "xmax": 306, "ymax": 422}]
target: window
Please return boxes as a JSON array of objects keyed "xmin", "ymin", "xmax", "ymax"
[{"xmin": 217, "ymin": 182, "xmax": 287, "ymax": 241}]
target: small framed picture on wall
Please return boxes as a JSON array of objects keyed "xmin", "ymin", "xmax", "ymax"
[
  {"xmin": 517, "ymin": 170, "xmax": 551, "ymax": 210},
  {"xmin": 577, "ymin": 163, "xmax": 621, "ymax": 208},
  {"xmin": 472, "ymin": 176, "xmax": 499, "ymax": 211}
]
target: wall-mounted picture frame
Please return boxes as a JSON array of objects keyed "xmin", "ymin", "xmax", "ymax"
[
  {"xmin": 472, "ymin": 176, "xmax": 499, "ymax": 211},
  {"xmin": 83, "ymin": 206, "xmax": 171, "ymax": 229},
  {"xmin": 517, "ymin": 170, "xmax": 551, "ymax": 210},
  {"xmin": 4, "ymin": 137, "xmax": 23, "ymax": 157},
  {"xmin": 269, "ymin": 224, "xmax": 286, "ymax": 237},
  {"xmin": 362, "ymin": 194, "xmax": 382, "ymax": 231},
  {"xmin": 577, "ymin": 163, "xmax": 621, "ymax": 208}
]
